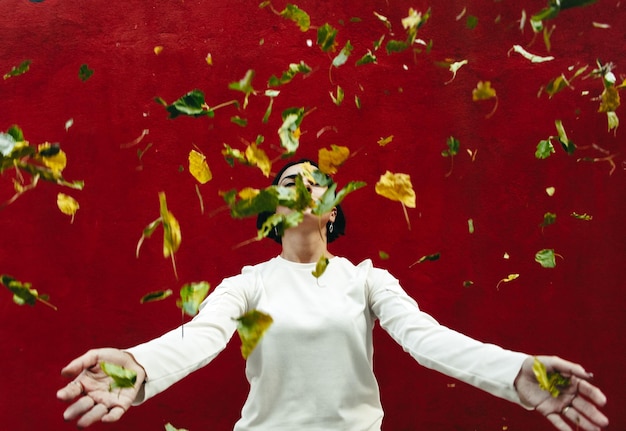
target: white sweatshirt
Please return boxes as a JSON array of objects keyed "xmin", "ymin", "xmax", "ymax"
[{"xmin": 127, "ymin": 256, "xmax": 529, "ymax": 430}]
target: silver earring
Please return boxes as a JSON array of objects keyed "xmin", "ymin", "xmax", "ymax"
[
  {"xmin": 274, "ymin": 226, "xmax": 279, "ymax": 237},
  {"xmin": 328, "ymin": 223, "xmax": 334, "ymax": 234}
]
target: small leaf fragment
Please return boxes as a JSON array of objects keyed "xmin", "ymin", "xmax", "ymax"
[
  {"xmin": 140, "ymin": 289, "xmax": 173, "ymax": 304},
  {"xmin": 496, "ymin": 273, "xmax": 519, "ymax": 290},
  {"xmin": 312, "ymin": 255, "xmax": 330, "ymax": 278},
  {"xmin": 3, "ymin": 60, "xmax": 31, "ymax": 80}
]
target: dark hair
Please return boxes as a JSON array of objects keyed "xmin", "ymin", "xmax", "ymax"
[{"xmin": 256, "ymin": 159, "xmax": 346, "ymax": 244}]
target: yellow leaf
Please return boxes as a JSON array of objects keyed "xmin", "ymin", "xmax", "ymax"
[
  {"xmin": 205, "ymin": 53, "xmax": 213, "ymax": 66},
  {"xmin": 158, "ymin": 191, "xmax": 181, "ymax": 260},
  {"xmin": 39, "ymin": 143, "xmax": 67, "ymax": 176},
  {"xmin": 375, "ymin": 171, "xmax": 416, "ymax": 207},
  {"xmin": 238, "ymin": 187, "xmax": 260, "ymax": 200},
  {"xmin": 235, "ymin": 310, "xmax": 273, "ymax": 359},
  {"xmin": 472, "ymin": 81, "xmax": 497, "ymax": 101},
  {"xmin": 318, "ymin": 145, "xmax": 350, "ymax": 174},
  {"xmin": 598, "ymin": 85, "xmax": 620, "ymax": 113},
  {"xmin": 245, "ymin": 144, "xmax": 272, "ymax": 177},
  {"xmin": 496, "ymin": 273, "xmax": 519, "ymax": 290},
  {"xmin": 188, "ymin": 149, "xmax": 212, "ymax": 184},
  {"xmin": 56, "ymin": 193, "xmax": 79, "ymax": 222},
  {"xmin": 153, "ymin": 46, "xmax": 164, "ymax": 55},
  {"xmin": 311, "ymin": 255, "xmax": 329, "ymax": 278},
  {"xmin": 377, "ymin": 135, "xmax": 394, "ymax": 147}
]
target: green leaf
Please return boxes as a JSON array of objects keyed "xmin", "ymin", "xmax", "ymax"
[
  {"xmin": 140, "ymin": 289, "xmax": 173, "ymax": 304},
  {"xmin": 317, "ymin": 23, "xmax": 338, "ymax": 52},
  {"xmin": 442, "ymin": 136, "xmax": 459, "ymax": 157},
  {"xmin": 540, "ymin": 212, "xmax": 557, "ymax": 228},
  {"xmin": 280, "ymin": 4, "xmax": 310, "ymax": 31},
  {"xmin": 162, "ymin": 89, "xmax": 213, "ymax": 119},
  {"xmin": 100, "ymin": 362, "xmax": 137, "ymax": 391},
  {"xmin": 268, "ymin": 62, "xmax": 312, "ymax": 87},
  {"xmin": 329, "ymin": 85, "xmax": 344, "ymax": 105},
  {"xmin": 466, "ymin": 15, "xmax": 478, "ymax": 29},
  {"xmin": 228, "ymin": 69, "xmax": 256, "ymax": 108},
  {"xmin": 532, "ymin": 357, "xmax": 571, "ymax": 397},
  {"xmin": 312, "ymin": 255, "xmax": 330, "ymax": 278},
  {"xmin": 257, "ymin": 212, "xmax": 304, "ymax": 239},
  {"xmin": 1, "ymin": 274, "xmax": 57, "ymax": 310},
  {"xmin": 164, "ymin": 423, "xmax": 188, "ymax": 431},
  {"xmin": 554, "ymin": 120, "xmax": 575, "ymax": 154},
  {"xmin": 277, "ymin": 107, "xmax": 305, "ymax": 155},
  {"xmin": 312, "ymin": 181, "xmax": 366, "ymax": 216},
  {"xmin": 409, "ymin": 253, "xmax": 441, "ymax": 267},
  {"xmin": 535, "ymin": 139, "xmax": 555, "ymax": 159},
  {"xmin": 177, "ymin": 281, "xmax": 211, "ymax": 317},
  {"xmin": 355, "ymin": 50, "xmax": 377, "ymax": 66},
  {"xmin": 78, "ymin": 64, "xmax": 94, "ymax": 82},
  {"xmin": 385, "ymin": 40, "xmax": 409, "ymax": 54},
  {"xmin": 571, "ymin": 212, "xmax": 592, "ymax": 221},
  {"xmin": 234, "ymin": 309, "xmax": 274, "ymax": 359},
  {"xmin": 3, "ymin": 60, "xmax": 31, "ymax": 80},
  {"xmin": 535, "ymin": 249, "xmax": 557, "ymax": 268},
  {"xmin": 332, "ymin": 40, "xmax": 353, "ymax": 68}
]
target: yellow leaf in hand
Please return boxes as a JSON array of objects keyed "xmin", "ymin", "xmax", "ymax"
[
  {"xmin": 188, "ymin": 149, "xmax": 212, "ymax": 184},
  {"xmin": 318, "ymin": 145, "xmax": 350, "ymax": 174},
  {"xmin": 56, "ymin": 193, "xmax": 79, "ymax": 223},
  {"xmin": 375, "ymin": 171, "xmax": 416, "ymax": 207}
]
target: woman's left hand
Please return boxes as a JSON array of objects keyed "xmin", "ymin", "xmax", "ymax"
[{"xmin": 515, "ymin": 355, "xmax": 608, "ymax": 431}]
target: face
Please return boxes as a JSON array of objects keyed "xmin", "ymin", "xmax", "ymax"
[{"xmin": 275, "ymin": 162, "xmax": 336, "ymax": 220}]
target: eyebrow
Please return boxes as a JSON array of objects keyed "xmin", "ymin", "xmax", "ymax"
[{"xmin": 278, "ymin": 174, "xmax": 298, "ymax": 183}]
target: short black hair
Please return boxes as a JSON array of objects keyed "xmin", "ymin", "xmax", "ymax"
[{"xmin": 255, "ymin": 159, "xmax": 346, "ymax": 244}]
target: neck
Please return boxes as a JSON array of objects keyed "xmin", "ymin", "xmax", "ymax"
[{"xmin": 280, "ymin": 229, "xmax": 333, "ymax": 263}]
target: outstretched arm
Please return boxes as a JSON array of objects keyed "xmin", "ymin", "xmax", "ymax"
[
  {"xmin": 515, "ymin": 355, "xmax": 608, "ymax": 431},
  {"xmin": 56, "ymin": 348, "xmax": 146, "ymax": 429}
]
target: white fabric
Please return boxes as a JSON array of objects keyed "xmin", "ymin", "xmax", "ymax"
[{"xmin": 127, "ymin": 256, "xmax": 529, "ymax": 430}]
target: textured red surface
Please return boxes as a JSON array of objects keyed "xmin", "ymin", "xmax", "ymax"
[{"xmin": 1, "ymin": 0, "xmax": 625, "ymax": 430}]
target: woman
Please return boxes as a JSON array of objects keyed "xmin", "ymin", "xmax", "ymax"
[{"xmin": 57, "ymin": 160, "xmax": 609, "ymax": 431}]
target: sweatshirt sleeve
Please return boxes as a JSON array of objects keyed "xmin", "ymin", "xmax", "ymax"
[
  {"xmin": 363, "ymin": 260, "xmax": 530, "ymax": 406},
  {"xmin": 126, "ymin": 268, "xmax": 255, "ymax": 403}
]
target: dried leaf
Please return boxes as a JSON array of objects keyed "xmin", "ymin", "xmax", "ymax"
[
  {"xmin": 318, "ymin": 145, "xmax": 350, "ymax": 175},
  {"xmin": 188, "ymin": 149, "xmax": 212, "ymax": 184},
  {"xmin": 57, "ymin": 193, "xmax": 79, "ymax": 222},
  {"xmin": 235, "ymin": 310, "xmax": 274, "ymax": 359}
]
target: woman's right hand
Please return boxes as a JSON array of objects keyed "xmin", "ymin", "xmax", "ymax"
[{"xmin": 56, "ymin": 348, "xmax": 146, "ymax": 428}]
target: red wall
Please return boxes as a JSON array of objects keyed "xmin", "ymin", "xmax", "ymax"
[{"xmin": 1, "ymin": 0, "xmax": 625, "ymax": 430}]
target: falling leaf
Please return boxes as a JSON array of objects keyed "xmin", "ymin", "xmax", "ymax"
[
  {"xmin": 279, "ymin": 4, "xmax": 310, "ymax": 31},
  {"xmin": 532, "ymin": 357, "xmax": 571, "ymax": 398},
  {"xmin": 444, "ymin": 59, "xmax": 468, "ymax": 84},
  {"xmin": 554, "ymin": 120, "xmax": 576, "ymax": 154},
  {"xmin": 3, "ymin": 60, "xmax": 31, "ymax": 80},
  {"xmin": 235, "ymin": 310, "xmax": 274, "ymax": 359},
  {"xmin": 64, "ymin": 118, "xmax": 74, "ymax": 132},
  {"xmin": 442, "ymin": 136, "xmax": 460, "ymax": 177},
  {"xmin": 496, "ymin": 273, "xmax": 519, "ymax": 290},
  {"xmin": 158, "ymin": 89, "xmax": 213, "ymax": 119},
  {"xmin": 540, "ymin": 212, "xmax": 557, "ymax": 228},
  {"xmin": 377, "ymin": 135, "xmax": 394, "ymax": 146},
  {"xmin": 38, "ymin": 143, "xmax": 67, "ymax": 177},
  {"xmin": 318, "ymin": 145, "xmax": 350, "ymax": 175},
  {"xmin": 78, "ymin": 64, "xmax": 94, "ymax": 82},
  {"xmin": 379, "ymin": 251, "xmax": 390, "ymax": 260},
  {"xmin": 571, "ymin": 212, "xmax": 592, "ymax": 221},
  {"xmin": 356, "ymin": 50, "xmax": 377, "ymax": 66},
  {"xmin": 205, "ymin": 53, "xmax": 213, "ymax": 65},
  {"xmin": 0, "ymin": 274, "xmax": 57, "ymax": 310},
  {"xmin": 546, "ymin": 187, "xmax": 556, "ymax": 196},
  {"xmin": 409, "ymin": 252, "xmax": 440, "ymax": 267},
  {"xmin": 472, "ymin": 81, "xmax": 497, "ymax": 101},
  {"xmin": 329, "ymin": 85, "xmax": 344, "ymax": 105},
  {"xmin": 140, "ymin": 289, "xmax": 173, "ymax": 304},
  {"xmin": 510, "ymin": 45, "xmax": 554, "ymax": 63},
  {"xmin": 277, "ymin": 107, "xmax": 304, "ymax": 155},
  {"xmin": 317, "ymin": 23, "xmax": 338, "ymax": 52},
  {"xmin": 177, "ymin": 281, "xmax": 210, "ymax": 317},
  {"xmin": 468, "ymin": 218, "xmax": 475, "ymax": 234},
  {"xmin": 57, "ymin": 193, "xmax": 79, "ymax": 223},
  {"xmin": 153, "ymin": 46, "xmax": 164, "ymax": 55},
  {"xmin": 245, "ymin": 143, "xmax": 271, "ymax": 177},
  {"xmin": 165, "ymin": 423, "xmax": 189, "ymax": 431},
  {"xmin": 375, "ymin": 171, "xmax": 416, "ymax": 230},
  {"xmin": 100, "ymin": 362, "xmax": 137, "ymax": 391},
  {"xmin": 312, "ymin": 255, "xmax": 330, "ymax": 278},
  {"xmin": 188, "ymin": 149, "xmax": 212, "ymax": 184},
  {"xmin": 268, "ymin": 62, "xmax": 311, "ymax": 87},
  {"xmin": 535, "ymin": 249, "xmax": 557, "ymax": 268},
  {"xmin": 535, "ymin": 139, "xmax": 555, "ymax": 159},
  {"xmin": 228, "ymin": 69, "xmax": 256, "ymax": 109},
  {"xmin": 332, "ymin": 41, "xmax": 354, "ymax": 67}
]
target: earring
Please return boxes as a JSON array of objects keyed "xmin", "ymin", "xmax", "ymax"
[
  {"xmin": 328, "ymin": 223, "xmax": 334, "ymax": 234},
  {"xmin": 274, "ymin": 226, "xmax": 279, "ymax": 237}
]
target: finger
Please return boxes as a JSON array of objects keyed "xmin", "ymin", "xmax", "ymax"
[
  {"xmin": 60, "ymin": 350, "xmax": 100, "ymax": 378},
  {"xmin": 63, "ymin": 395, "xmax": 95, "ymax": 421},
  {"xmin": 545, "ymin": 412, "xmax": 574, "ymax": 431},
  {"xmin": 101, "ymin": 405, "xmax": 126, "ymax": 423},
  {"xmin": 578, "ymin": 379, "xmax": 608, "ymax": 407},
  {"xmin": 76, "ymin": 403, "xmax": 110, "ymax": 429},
  {"xmin": 562, "ymin": 404, "xmax": 597, "ymax": 431},
  {"xmin": 572, "ymin": 394, "xmax": 610, "ymax": 428},
  {"xmin": 57, "ymin": 380, "xmax": 84, "ymax": 401}
]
